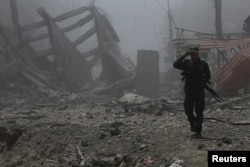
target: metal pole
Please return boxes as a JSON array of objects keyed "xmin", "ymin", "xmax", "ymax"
[
  {"xmin": 215, "ymin": 0, "xmax": 222, "ymax": 39},
  {"xmin": 167, "ymin": 0, "xmax": 174, "ymax": 62}
]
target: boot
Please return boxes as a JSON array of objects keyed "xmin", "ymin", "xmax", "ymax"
[
  {"xmin": 190, "ymin": 122, "xmax": 196, "ymax": 132},
  {"xmin": 195, "ymin": 133, "xmax": 203, "ymax": 139}
]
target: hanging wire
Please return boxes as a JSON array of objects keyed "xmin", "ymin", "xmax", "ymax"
[
  {"xmin": 95, "ymin": 7, "xmax": 113, "ymax": 25},
  {"xmin": 155, "ymin": 0, "xmax": 168, "ymax": 13}
]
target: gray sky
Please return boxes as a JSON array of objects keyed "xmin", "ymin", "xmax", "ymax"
[
  {"xmin": 95, "ymin": 0, "xmax": 168, "ymax": 58},
  {"xmin": 93, "ymin": 0, "xmax": 250, "ymax": 57}
]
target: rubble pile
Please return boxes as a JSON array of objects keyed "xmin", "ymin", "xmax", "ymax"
[{"xmin": 1, "ymin": 91, "xmax": 250, "ymax": 166}]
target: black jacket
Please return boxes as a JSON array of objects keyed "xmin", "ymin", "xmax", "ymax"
[{"xmin": 173, "ymin": 56, "xmax": 211, "ymax": 95}]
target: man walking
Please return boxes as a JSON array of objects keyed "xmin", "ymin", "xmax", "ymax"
[{"xmin": 173, "ymin": 47, "xmax": 211, "ymax": 139}]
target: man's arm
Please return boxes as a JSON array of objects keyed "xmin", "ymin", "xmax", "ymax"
[{"xmin": 173, "ymin": 52, "xmax": 189, "ymax": 70}]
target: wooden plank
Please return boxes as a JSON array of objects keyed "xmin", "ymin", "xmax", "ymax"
[
  {"xmin": 92, "ymin": 8, "xmax": 120, "ymax": 54},
  {"xmin": 0, "ymin": 24, "xmax": 33, "ymax": 67},
  {"xmin": 29, "ymin": 33, "xmax": 49, "ymax": 43},
  {"xmin": 55, "ymin": 6, "xmax": 89, "ymax": 22},
  {"xmin": 62, "ymin": 13, "xmax": 93, "ymax": 33},
  {"xmin": 35, "ymin": 48, "xmax": 113, "ymax": 67},
  {"xmin": 88, "ymin": 54, "xmax": 100, "ymax": 66},
  {"xmin": 90, "ymin": 7, "xmax": 105, "ymax": 51},
  {"xmin": 80, "ymin": 47, "xmax": 99, "ymax": 58},
  {"xmin": 23, "ymin": 67, "xmax": 49, "ymax": 85},
  {"xmin": 22, "ymin": 71, "xmax": 47, "ymax": 88},
  {"xmin": 36, "ymin": 48, "xmax": 53, "ymax": 57},
  {"xmin": 91, "ymin": 7, "xmax": 129, "ymax": 81},
  {"xmin": 0, "ymin": 22, "xmax": 51, "ymax": 91},
  {"xmin": 21, "ymin": 20, "xmax": 47, "ymax": 32},
  {"xmin": 73, "ymin": 27, "xmax": 96, "ymax": 46},
  {"xmin": 10, "ymin": 0, "xmax": 22, "ymax": 40},
  {"xmin": 102, "ymin": 14, "xmax": 120, "ymax": 42},
  {"xmin": 21, "ymin": 6, "xmax": 89, "ymax": 32},
  {"xmin": 28, "ymin": 14, "xmax": 93, "ymax": 43},
  {"xmin": 37, "ymin": 7, "xmax": 92, "ymax": 83}
]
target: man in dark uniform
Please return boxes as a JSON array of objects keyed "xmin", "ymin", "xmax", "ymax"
[{"xmin": 173, "ymin": 47, "xmax": 211, "ymax": 139}]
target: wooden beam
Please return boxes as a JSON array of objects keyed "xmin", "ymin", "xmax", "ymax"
[
  {"xmin": 80, "ymin": 47, "xmax": 99, "ymax": 58},
  {"xmin": 10, "ymin": 0, "xmax": 22, "ymax": 40},
  {"xmin": 21, "ymin": 6, "xmax": 89, "ymax": 32},
  {"xmin": 21, "ymin": 20, "xmax": 47, "ymax": 32},
  {"xmin": 28, "ymin": 14, "xmax": 93, "ymax": 43},
  {"xmin": 26, "ymin": 43, "xmax": 99, "ymax": 73},
  {"xmin": 62, "ymin": 13, "xmax": 93, "ymax": 33},
  {"xmin": 28, "ymin": 33, "xmax": 49, "ymax": 43},
  {"xmin": 37, "ymin": 47, "xmax": 99, "ymax": 58},
  {"xmin": 23, "ymin": 67, "xmax": 49, "ymax": 85},
  {"xmin": 22, "ymin": 71, "xmax": 47, "ymax": 88},
  {"xmin": 0, "ymin": 24, "xmax": 32, "ymax": 66},
  {"xmin": 90, "ymin": 7, "xmax": 105, "ymax": 51},
  {"xmin": 37, "ymin": 7, "xmax": 92, "ymax": 83},
  {"xmin": 73, "ymin": 27, "xmax": 96, "ymax": 46},
  {"xmin": 88, "ymin": 54, "xmax": 100, "ymax": 67},
  {"xmin": 55, "ymin": 6, "xmax": 89, "ymax": 22},
  {"xmin": 102, "ymin": 14, "xmax": 120, "ymax": 42},
  {"xmin": 36, "ymin": 48, "xmax": 53, "ymax": 57}
]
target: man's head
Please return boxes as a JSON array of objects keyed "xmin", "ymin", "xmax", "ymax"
[{"xmin": 189, "ymin": 47, "xmax": 199, "ymax": 61}]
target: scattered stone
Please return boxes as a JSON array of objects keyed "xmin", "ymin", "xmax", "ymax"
[
  {"xmin": 5, "ymin": 128, "xmax": 24, "ymax": 148},
  {"xmin": 169, "ymin": 158, "xmax": 184, "ymax": 167},
  {"xmin": 109, "ymin": 128, "xmax": 121, "ymax": 136},
  {"xmin": 217, "ymin": 142, "xmax": 223, "ymax": 147},
  {"xmin": 222, "ymin": 137, "xmax": 232, "ymax": 144},
  {"xmin": 139, "ymin": 144, "xmax": 147, "ymax": 150},
  {"xmin": 197, "ymin": 144, "xmax": 205, "ymax": 150},
  {"xmin": 99, "ymin": 133, "xmax": 106, "ymax": 139}
]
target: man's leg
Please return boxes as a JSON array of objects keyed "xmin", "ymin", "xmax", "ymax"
[
  {"xmin": 194, "ymin": 95, "xmax": 205, "ymax": 138},
  {"xmin": 184, "ymin": 95, "xmax": 195, "ymax": 132}
]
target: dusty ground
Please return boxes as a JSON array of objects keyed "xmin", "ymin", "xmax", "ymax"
[{"xmin": 0, "ymin": 79, "xmax": 250, "ymax": 167}]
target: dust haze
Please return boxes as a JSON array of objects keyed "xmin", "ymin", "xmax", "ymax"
[
  {"xmin": 1, "ymin": 1, "xmax": 250, "ymax": 167},
  {"xmin": 1, "ymin": 0, "xmax": 250, "ymax": 69}
]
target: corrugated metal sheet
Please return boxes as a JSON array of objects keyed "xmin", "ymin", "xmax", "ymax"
[
  {"xmin": 174, "ymin": 37, "xmax": 250, "ymax": 94},
  {"xmin": 217, "ymin": 47, "xmax": 250, "ymax": 94},
  {"xmin": 173, "ymin": 37, "xmax": 250, "ymax": 53},
  {"xmin": 199, "ymin": 37, "xmax": 250, "ymax": 52}
]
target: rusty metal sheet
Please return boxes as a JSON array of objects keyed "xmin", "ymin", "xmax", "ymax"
[
  {"xmin": 199, "ymin": 37, "xmax": 250, "ymax": 52},
  {"xmin": 217, "ymin": 47, "xmax": 250, "ymax": 94}
]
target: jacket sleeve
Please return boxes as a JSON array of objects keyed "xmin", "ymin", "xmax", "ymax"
[
  {"xmin": 173, "ymin": 55, "xmax": 186, "ymax": 70},
  {"xmin": 203, "ymin": 62, "xmax": 211, "ymax": 81}
]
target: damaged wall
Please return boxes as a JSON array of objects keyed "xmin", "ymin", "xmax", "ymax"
[{"xmin": 0, "ymin": 0, "xmax": 135, "ymax": 94}]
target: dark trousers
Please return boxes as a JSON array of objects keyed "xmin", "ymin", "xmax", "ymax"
[{"xmin": 184, "ymin": 93, "xmax": 205, "ymax": 134}]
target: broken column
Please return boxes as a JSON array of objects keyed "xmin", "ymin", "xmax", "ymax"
[{"xmin": 135, "ymin": 50, "xmax": 159, "ymax": 98}]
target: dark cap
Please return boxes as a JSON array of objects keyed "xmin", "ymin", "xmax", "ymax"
[{"xmin": 189, "ymin": 47, "xmax": 199, "ymax": 54}]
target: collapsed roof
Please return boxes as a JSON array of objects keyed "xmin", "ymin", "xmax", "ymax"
[{"xmin": 0, "ymin": 1, "xmax": 135, "ymax": 92}]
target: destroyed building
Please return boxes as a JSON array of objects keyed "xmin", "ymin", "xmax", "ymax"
[
  {"xmin": 0, "ymin": 0, "xmax": 135, "ymax": 94},
  {"xmin": 2, "ymin": 1, "xmax": 250, "ymax": 167}
]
